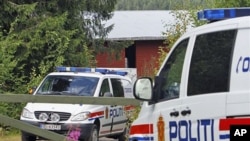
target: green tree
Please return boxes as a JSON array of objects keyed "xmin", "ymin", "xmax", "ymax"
[
  {"xmin": 0, "ymin": 0, "xmax": 117, "ymax": 93},
  {"xmin": 115, "ymin": 0, "xmax": 210, "ymax": 10},
  {"xmin": 0, "ymin": 0, "xmax": 117, "ymax": 134},
  {"xmin": 214, "ymin": 0, "xmax": 250, "ymax": 7},
  {"xmin": 116, "ymin": 0, "xmax": 171, "ymax": 10}
]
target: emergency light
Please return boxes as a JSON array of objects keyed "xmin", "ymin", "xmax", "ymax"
[
  {"xmin": 198, "ymin": 7, "xmax": 250, "ymax": 22},
  {"xmin": 56, "ymin": 66, "xmax": 91, "ymax": 72},
  {"xmin": 56, "ymin": 66, "xmax": 128, "ymax": 76}
]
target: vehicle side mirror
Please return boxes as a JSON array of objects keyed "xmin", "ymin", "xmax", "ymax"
[{"xmin": 134, "ymin": 77, "xmax": 153, "ymax": 101}]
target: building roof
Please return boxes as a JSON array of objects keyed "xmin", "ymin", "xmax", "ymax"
[{"xmin": 103, "ymin": 10, "xmax": 176, "ymax": 41}]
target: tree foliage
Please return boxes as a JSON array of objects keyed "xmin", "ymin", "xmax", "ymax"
[
  {"xmin": 0, "ymin": 0, "xmax": 117, "ymax": 134},
  {"xmin": 116, "ymin": 0, "xmax": 208, "ymax": 10},
  {"xmin": 116, "ymin": 0, "xmax": 170, "ymax": 10},
  {"xmin": 214, "ymin": 0, "xmax": 250, "ymax": 8},
  {"xmin": 0, "ymin": 0, "xmax": 117, "ymax": 94}
]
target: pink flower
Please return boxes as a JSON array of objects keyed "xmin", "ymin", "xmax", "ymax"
[{"xmin": 67, "ymin": 129, "xmax": 81, "ymax": 141}]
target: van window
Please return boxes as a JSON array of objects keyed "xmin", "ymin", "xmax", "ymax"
[
  {"xmin": 111, "ymin": 78, "xmax": 125, "ymax": 97},
  {"xmin": 99, "ymin": 79, "xmax": 110, "ymax": 97},
  {"xmin": 157, "ymin": 38, "xmax": 189, "ymax": 101},
  {"xmin": 187, "ymin": 30, "xmax": 237, "ymax": 96}
]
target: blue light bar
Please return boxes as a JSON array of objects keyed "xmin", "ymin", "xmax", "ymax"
[
  {"xmin": 56, "ymin": 66, "xmax": 91, "ymax": 72},
  {"xmin": 198, "ymin": 8, "xmax": 250, "ymax": 21},
  {"xmin": 95, "ymin": 68, "xmax": 128, "ymax": 76},
  {"xmin": 106, "ymin": 70, "xmax": 128, "ymax": 76},
  {"xmin": 55, "ymin": 67, "xmax": 128, "ymax": 76},
  {"xmin": 95, "ymin": 68, "xmax": 109, "ymax": 74}
]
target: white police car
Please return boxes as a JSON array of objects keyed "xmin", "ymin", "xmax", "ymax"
[
  {"xmin": 20, "ymin": 66, "xmax": 136, "ymax": 141},
  {"xmin": 129, "ymin": 8, "xmax": 250, "ymax": 141}
]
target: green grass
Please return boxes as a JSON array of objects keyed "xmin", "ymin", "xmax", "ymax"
[{"xmin": 0, "ymin": 134, "xmax": 20, "ymax": 141}]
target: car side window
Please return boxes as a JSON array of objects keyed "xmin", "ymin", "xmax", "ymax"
[
  {"xmin": 111, "ymin": 78, "xmax": 125, "ymax": 97},
  {"xmin": 157, "ymin": 38, "xmax": 189, "ymax": 101},
  {"xmin": 99, "ymin": 79, "xmax": 110, "ymax": 97},
  {"xmin": 187, "ymin": 30, "xmax": 236, "ymax": 96}
]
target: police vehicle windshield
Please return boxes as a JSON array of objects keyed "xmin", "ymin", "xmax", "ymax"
[{"xmin": 36, "ymin": 75, "xmax": 99, "ymax": 96}]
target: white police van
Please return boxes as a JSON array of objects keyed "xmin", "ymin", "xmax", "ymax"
[
  {"xmin": 20, "ymin": 66, "xmax": 136, "ymax": 141},
  {"xmin": 129, "ymin": 8, "xmax": 250, "ymax": 141}
]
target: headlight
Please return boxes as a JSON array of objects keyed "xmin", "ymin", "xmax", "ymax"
[
  {"xmin": 71, "ymin": 112, "xmax": 90, "ymax": 121},
  {"xmin": 21, "ymin": 108, "xmax": 34, "ymax": 119}
]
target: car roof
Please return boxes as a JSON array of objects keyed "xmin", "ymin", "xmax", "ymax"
[
  {"xmin": 47, "ymin": 72, "xmax": 132, "ymax": 82},
  {"xmin": 186, "ymin": 16, "xmax": 250, "ymax": 36}
]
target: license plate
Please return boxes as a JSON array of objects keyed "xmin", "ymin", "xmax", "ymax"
[{"xmin": 40, "ymin": 124, "xmax": 61, "ymax": 130}]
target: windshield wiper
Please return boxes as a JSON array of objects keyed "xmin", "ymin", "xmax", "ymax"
[
  {"xmin": 37, "ymin": 91, "xmax": 80, "ymax": 96},
  {"xmin": 37, "ymin": 92, "xmax": 63, "ymax": 95}
]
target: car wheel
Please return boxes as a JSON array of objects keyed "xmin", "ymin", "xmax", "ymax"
[
  {"xmin": 88, "ymin": 124, "xmax": 99, "ymax": 141},
  {"xmin": 21, "ymin": 132, "xmax": 36, "ymax": 141},
  {"xmin": 118, "ymin": 126, "xmax": 129, "ymax": 141}
]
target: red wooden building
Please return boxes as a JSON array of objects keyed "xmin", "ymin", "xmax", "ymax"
[{"xmin": 96, "ymin": 11, "xmax": 175, "ymax": 77}]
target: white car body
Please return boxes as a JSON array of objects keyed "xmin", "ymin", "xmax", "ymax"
[{"xmin": 20, "ymin": 67, "xmax": 136, "ymax": 141}]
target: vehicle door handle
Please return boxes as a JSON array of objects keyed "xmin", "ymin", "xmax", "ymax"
[
  {"xmin": 181, "ymin": 109, "xmax": 191, "ymax": 116},
  {"xmin": 170, "ymin": 111, "xmax": 179, "ymax": 117}
]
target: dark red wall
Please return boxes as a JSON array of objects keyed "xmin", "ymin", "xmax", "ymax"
[
  {"xmin": 96, "ymin": 50, "xmax": 125, "ymax": 68},
  {"xmin": 135, "ymin": 40, "xmax": 164, "ymax": 77},
  {"xmin": 95, "ymin": 40, "xmax": 165, "ymax": 77}
]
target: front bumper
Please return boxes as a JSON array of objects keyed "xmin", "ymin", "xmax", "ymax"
[{"xmin": 21, "ymin": 120, "xmax": 95, "ymax": 140}]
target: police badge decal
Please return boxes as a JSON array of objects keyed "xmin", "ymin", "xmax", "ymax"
[{"xmin": 157, "ymin": 114, "xmax": 165, "ymax": 141}]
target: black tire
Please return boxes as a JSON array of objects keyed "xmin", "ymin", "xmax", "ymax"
[
  {"xmin": 88, "ymin": 124, "xmax": 99, "ymax": 141},
  {"xmin": 118, "ymin": 126, "xmax": 129, "ymax": 141},
  {"xmin": 21, "ymin": 132, "xmax": 36, "ymax": 141}
]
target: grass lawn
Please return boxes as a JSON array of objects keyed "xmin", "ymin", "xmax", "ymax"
[{"xmin": 0, "ymin": 134, "xmax": 21, "ymax": 141}]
